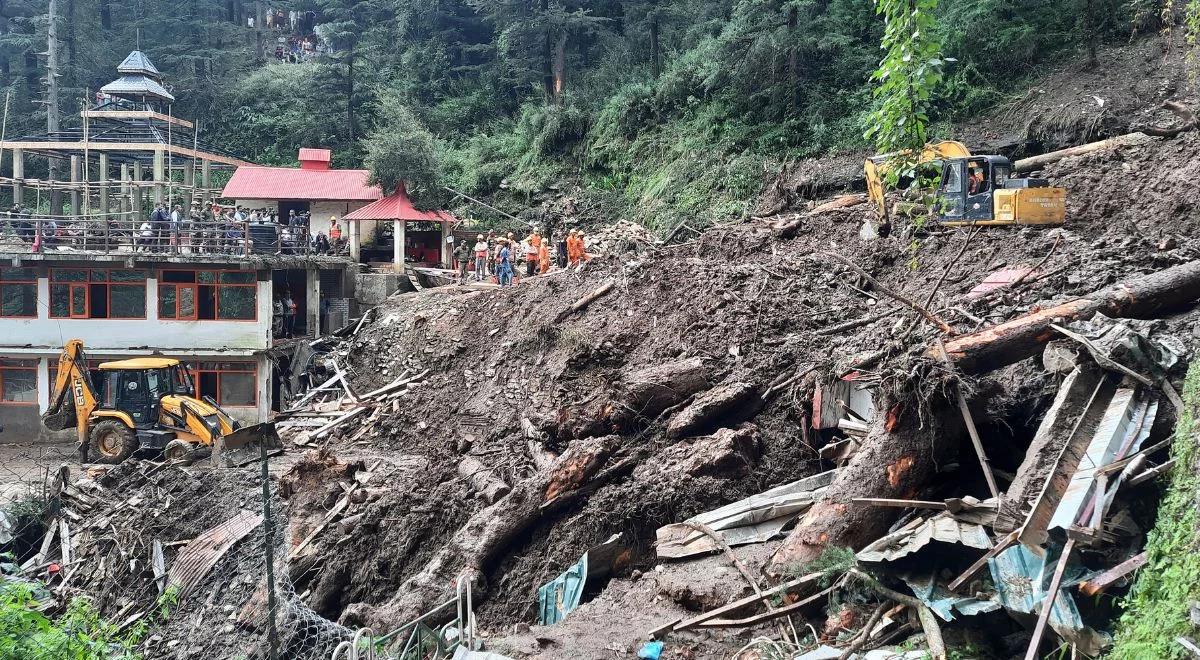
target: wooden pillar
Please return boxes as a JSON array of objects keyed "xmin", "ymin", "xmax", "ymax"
[
  {"xmin": 11, "ymin": 148, "xmax": 23, "ymax": 206},
  {"xmin": 392, "ymin": 219, "xmax": 404, "ymax": 269},
  {"xmin": 182, "ymin": 163, "xmax": 194, "ymax": 211},
  {"xmin": 152, "ymin": 150, "xmax": 165, "ymax": 206},
  {"xmin": 98, "ymin": 153, "xmax": 110, "ymax": 222},
  {"xmin": 69, "ymin": 155, "xmax": 80, "ymax": 218},
  {"xmin": 200, "ymin": 159, "xmax": 211, "ymax": 208},
  {"xmin": 349, "ymin": 221, "xmax": 361, "ymax": 262}
]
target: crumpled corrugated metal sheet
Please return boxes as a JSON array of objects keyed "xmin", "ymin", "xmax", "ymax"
[
  {"xmin": 901, "ymin": 573, "xmax": 1001, "ymax": 622},
  {"xmin": 988, "ymin": 543, "xmax": 1109, "ymax": 656},
  {"xmin": 856, "ymin": 513, "xmax": 992, "ymax": 563},
  {"xmin": 655, "ymin": 469, "xmax": 837, "ymax": 559}
]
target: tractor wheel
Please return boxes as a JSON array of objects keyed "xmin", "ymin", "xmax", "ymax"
[
  {"xmin": 88, "ymin": 419, "xmax": 138, "ymax": 465},
  {"xmin": 163, "ymin": 439, "xmax": 197, "ymax": 465}
]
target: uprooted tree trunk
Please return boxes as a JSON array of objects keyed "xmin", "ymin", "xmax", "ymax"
[
  {"xmin": 557, "ymin": 356, "xmax": 714, "ymax": 439},
  {"xmin": 941, "ymin": 259, "xmax": 1200, "ymax": 374},
  {"xmin": 766, "ymin": 390, "xmax": 964, "ymax": 576}
]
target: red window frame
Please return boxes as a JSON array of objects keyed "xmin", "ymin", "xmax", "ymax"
[
  {"xmin": 159, "ymin": 270, "xmax": 258, "ymax": 323},
  {"xmin": 49, "ymin": 269, "xmax": 148, "ymax": 320},
  {"xmin": 0, "ymin": 268, "xmax": 38, "ymax": 319},
  {"xmin": 191, "ymin": 361, "xmax": 258, "ymax": 407},
  {"xmin": 0, "ymin": 360, "xmax": 37, "ymax": 406}
]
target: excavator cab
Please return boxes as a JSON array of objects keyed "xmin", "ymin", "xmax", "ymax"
[
  {"xmin": 43, "ymin": 340, "xmax": 279, "ymax": 466},
  {"xmin": 866, "ymin": 141, "xmax": 1067, "ymax": 226}
]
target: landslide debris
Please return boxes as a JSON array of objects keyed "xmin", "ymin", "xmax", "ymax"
[{"xmin": 280, "ymin": 128, "xmax": 1200, "ymax": 655}]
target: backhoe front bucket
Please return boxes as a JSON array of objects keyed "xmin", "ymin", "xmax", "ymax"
[{"xmin": 215, "ymin": 421, "xmax": 283, "ymax": 467}]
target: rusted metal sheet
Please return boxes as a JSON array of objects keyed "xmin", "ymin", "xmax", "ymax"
[{"xmin": 167, "ymin": 509, "xmax": 263, "ymax": 598}]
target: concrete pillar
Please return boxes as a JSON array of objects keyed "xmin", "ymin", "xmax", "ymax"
[
  {"xmin": 152, "ymin": 150, "xmax": 165, "ymax": 206},
  {"xmin": 182, "ymin": 163, "xmax": 194, "ymax": 212},
  {"xmin": 11, "ymin": 148, "xmax": 23, "ymax": 206},
  {"xmin": 69, "ymin": 155, "xmax": 81, "ymax": 218},
  {"xmin": 200, "ymin": 159, "xmax": 212, "ymax": 208},
  {"xmin": 305, "ymin": 268, "xmax": 320, "ymax": 338},
  {"xmin": 133, "ymin": 161, "xmax": 144, "ymax": 219},
  {"xmin": 392, "ymin": 219, "xmax": 405, "ymax": 269},
  {"xmin": 98, "ymin": 153, "xmax": 110, "ymax": 222},
  {"xmin": 349, "ymin": 221, "xmax": 361, "ymax": 262},
  {"xmin": 36, "ymin": 357, "xmax": 50, "ymax": 413}
]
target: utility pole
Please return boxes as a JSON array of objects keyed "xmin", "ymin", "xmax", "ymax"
[{"xmin": 47, "ymin": 0, "xmax": 63, "ymax": 216}]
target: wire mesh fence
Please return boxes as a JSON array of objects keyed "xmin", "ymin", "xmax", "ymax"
[{"xmin": 0, "ymin": 441, "xmax": 472, "ymax": 660}]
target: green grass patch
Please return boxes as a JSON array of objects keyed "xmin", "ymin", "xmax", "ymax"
[{"xmin": 1108, "ymin": 362, "xmax": 1200, "ymax": 659}]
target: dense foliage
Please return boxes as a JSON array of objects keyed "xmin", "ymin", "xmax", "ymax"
[{"xmin": 0, "ymin": 0, "xmax": 1155, "ymax": 226}]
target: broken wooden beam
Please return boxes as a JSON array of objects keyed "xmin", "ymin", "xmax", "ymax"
[
  {"xmin": 853, "ymin": 498, "xmax": 947, "ymax": 510},
  {"xmin": 937, "ymin": 259, "xmax": 1200, "ymax": 374},
  {"xmin": 1078, "ymin": 551, "xmax": 1148, "ymax": 597},
  {"xmin": 555, "ymin": 279, "xmax": 616, "ymax": 322},
  {"xmin": 1023, "ymin": 539, "xmax": 1076, "ymax": 660},
  {"xmin": 935, "ymin": 338, "xmax": 1001, "ymax": 499},
  {"xmin": 947, "ymin": 530, "xmax": 1019, "ymax": 593},
  {"xmin": 651, "ymin": 571, "xmax": 824, "ymax": 638}
]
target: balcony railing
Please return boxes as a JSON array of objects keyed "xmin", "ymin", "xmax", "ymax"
[{"xmin": 0, "ymin": 215, "xmax": 340, "ymax": 257}]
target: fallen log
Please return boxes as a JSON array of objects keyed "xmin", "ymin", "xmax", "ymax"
[
  {"xmin": 555, "ymin": 279, "xmax": 616, "ymax": 322},
  {"xmin": 665, "ymin": 381, "xmax": 759, "ymax": 439},
  {"xmin": 1012, "ymin": 132, "xmax": 1152, "ymax": 172},
  {"xmin": 939, "ymin": 259, "xmax": 1200, "ymax": 374},
  {"xmin": 457, "ymin": 456, "xmax": 511, "ymax": 504},
  {"xmin": 766, "ymin": 390, "xmax": 964, "ymax": 574}
]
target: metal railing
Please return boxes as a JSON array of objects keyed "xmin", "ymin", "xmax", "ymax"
[
  {"xmin": 0, "ymin": 215, "xmax": 342, "ymax": 257},
  {"xmin": 331, "ymin": 576, "xmax": 477, "ymax": 660}
]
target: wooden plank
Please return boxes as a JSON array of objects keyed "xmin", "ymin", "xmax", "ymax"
[
  {"xmin": 652, "ymin": 572, "xmax": 823, "ymax": 638},
  {"xmin": 854, "ymin": 498, "xmax": 947, "ymax": 510},
  {"xmin": 693, "ymin": 584, "xmax": 837, "ymax": 628},
  {"xmin": 81, "ymin": 109, "xmax": 194, "ymax": 129},
  {"xmin": 1023, "ymin": 539, "xmax": 1076, "ymax": 660},
  {"xmin": 0, "ymin": 141, "xmax": 249, "ymax": 167},
  {"xmin": 1078, "ymin": 551, "xmax": 1148, "ymax": 596}
]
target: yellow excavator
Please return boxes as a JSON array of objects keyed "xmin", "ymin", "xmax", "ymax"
[
  {"xmin": 864, "ymin": 140, "xmax": 1067, "ymax": 226},
  {"xmin": 42, "ymin": 339, "xmax": 279, "ymax": 466}
]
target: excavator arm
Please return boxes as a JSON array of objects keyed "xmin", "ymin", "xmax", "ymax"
[
  {"xmin": 864, "ymin": 140, "xmax": 972, "ymax": 216},
  {"xmin": 42, "ymin": 339, "xmax": 101, "ymax": 450}
]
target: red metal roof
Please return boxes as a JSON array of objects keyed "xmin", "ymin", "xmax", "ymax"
[
  {"xmin": 342, "ymin": 189, "xmax": 456, "ymax": 223},
  {"xmin": 298, "ymin": 148, "xmax": 332, "ymax": 162},
  {"xmin": 221, "ymin": 166, "xmax": 383, "ymax": 202}
]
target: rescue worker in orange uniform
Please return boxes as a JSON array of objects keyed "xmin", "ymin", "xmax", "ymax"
[
  {"xmin": 577, "ymin": 230, "xmax": 590, "ymax": 262},
  {"xmin": 538, "ymin": 237, "xmax": 551, "ymax": 274},
  {"xmin": 566, "ymin": 229, "xmax": 581, "ymax": 266}
]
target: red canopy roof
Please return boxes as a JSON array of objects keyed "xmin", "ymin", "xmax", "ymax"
[
  {"xmin": 222, "ymin": 165, "xmax": 382, "ymax": 201},
  {"xmin": 342, "ymin": 189, "xmax": 455, "ymax": 223}
]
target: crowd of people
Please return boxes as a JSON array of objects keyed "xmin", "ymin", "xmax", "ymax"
[
  {"xmin": 451, "ymin": 227, "xmax": 590, "ymax": 287},
  {"xmin": 0, "ymin": 201, "xmax": 348, "ymax": 256}
]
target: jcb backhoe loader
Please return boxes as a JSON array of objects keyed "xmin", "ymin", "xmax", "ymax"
[
  {"xmin": 865, "ymin": 140, "xmax": 1067, "ymax": 226},
  {"xmin": 41, "ymin": 339, "xmax": 280, "ymax": 466}
]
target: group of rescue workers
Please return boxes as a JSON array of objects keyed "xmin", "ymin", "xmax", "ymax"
[{"xmin": 452, "ymin": 227, "xmax": 589, "ymax": 287}]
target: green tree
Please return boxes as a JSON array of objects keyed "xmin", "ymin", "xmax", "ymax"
[
  {"xmin": 864, "ymin": 0, "xmax": 946, "ymax": 156},
  {"xmin": 362, "ymin": 92, "xmax": 445, "ymax": 207}
]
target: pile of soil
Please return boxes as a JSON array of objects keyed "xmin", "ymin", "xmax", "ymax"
[{"xmin": 279, "ymin": 126, "xmax": 1200, "ymax": 656}]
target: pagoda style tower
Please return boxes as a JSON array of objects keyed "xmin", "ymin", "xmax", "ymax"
[{"xmin": 98, "ymin": 50, "xmax": 176, "ymax": 108}]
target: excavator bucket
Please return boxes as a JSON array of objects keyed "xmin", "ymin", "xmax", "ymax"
[{"xmin": 215, "ymin": 421, "xmax": 283, "ymax": 467}]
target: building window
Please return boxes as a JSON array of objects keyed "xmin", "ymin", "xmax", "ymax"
[
  {"xmin": 0, "ymin": 268, "xmax": 37, "ymax": 318},
  {"xmin": 49, "ymin": 269, "xmax": 148, "ymax": 319},
  {"xmin": 191, "ymin": 361, "xmax": 257, "ymax": 407},
  {"xmin": 0, "ymin": 359, "xmax": 36, "ymax": 404},
  {"xmin": 160, "ymin": 270, "xmax": 257, "ymax": 321}
]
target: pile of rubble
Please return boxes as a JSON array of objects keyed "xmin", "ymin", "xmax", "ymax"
[{"xmin": 256, "ymin": 131, "xmax": 1200, "ymax": 659}]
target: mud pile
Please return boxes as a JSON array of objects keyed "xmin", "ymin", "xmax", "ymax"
[{"xmin": 280, "ymin": 127, "xmax": 1200, "ymax": 656}]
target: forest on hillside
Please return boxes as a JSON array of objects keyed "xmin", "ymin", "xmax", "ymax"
[{"xmin": 0, "ymin": 0, "xmax": 1173, "ymax": 228}]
